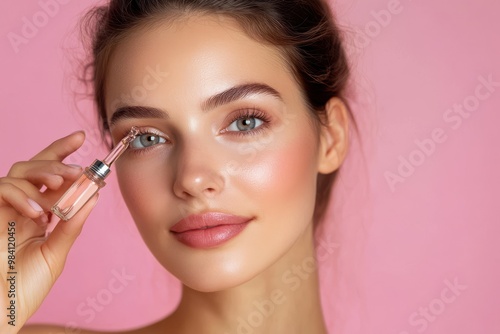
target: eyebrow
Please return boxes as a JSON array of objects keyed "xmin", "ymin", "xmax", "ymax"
[
  {"xmin": 109, "ymin": 106, "xmax": 167, "ymax": 127},
  {"xmin": 109, "ymin": 83, "xmax": 283, "ymax": 127},
  {"xmin": 201, "ymin": 83, "xmax": 282, "ymax": 112}
]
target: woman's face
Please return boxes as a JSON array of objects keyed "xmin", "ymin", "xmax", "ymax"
[{"xmin": 105, "ymin": 14, "xmax": 324, "ymax": 291}]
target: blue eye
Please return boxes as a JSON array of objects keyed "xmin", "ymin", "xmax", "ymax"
[
  {"xmin": 130, "ymin": 132, "xmax": 167, "ymax": 149},
  {"xmin": 227, "ymin": 117, "xmax": 264, "ymax": 132},
  {"xmin": 224, "ymin": 109, "xmax": 271, "ymax": 135}
]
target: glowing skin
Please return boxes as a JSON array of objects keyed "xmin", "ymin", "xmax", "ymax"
[{"xmin": 105, "ymin": 14, "xmax": 348, "ymax": 334}]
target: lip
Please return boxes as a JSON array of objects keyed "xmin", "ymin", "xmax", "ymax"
[{"xmin": 170, "ymin": 212, "xmax": 252, "ymax": 248}]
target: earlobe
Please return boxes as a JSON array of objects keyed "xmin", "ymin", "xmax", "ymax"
[{"xmin": 317, "ymin": 97, "xmax": 349, "ymax": 174}]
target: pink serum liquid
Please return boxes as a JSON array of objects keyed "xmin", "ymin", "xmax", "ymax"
[
  {"xmin": 51, "ymin": 170, "xmax": 106, "ymax": 221},
  {"xmin": 51, "ymin": 127, "xmax": 139, "ymax": 221}
]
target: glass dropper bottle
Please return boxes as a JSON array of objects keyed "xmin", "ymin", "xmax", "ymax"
[{"xmin": 51, "ymin": 127, "xmax": 139, "ymax": 221}]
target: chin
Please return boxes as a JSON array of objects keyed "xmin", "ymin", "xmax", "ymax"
[
  {"xmin": 156, "ymin": 247, "xmax": 265, "ymax": 293},
  {"xmin": 173, "ymin": 265, "xmax": 260, "ymax": 293},
  {"xmin": 183, "ymin": 277, "xmax": 244, "ymax": 293}
]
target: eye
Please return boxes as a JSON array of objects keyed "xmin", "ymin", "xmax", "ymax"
[
  {"xmin": 227, "ymin": 117, "xmax": 264, "ymax": 132},
  {"xmin": 224, "ymin": 109, "xmax": 270, "ymax": 134},
  {"xmin": 130, "ymin": 131, "xmax": 167, "ymax": 149}
]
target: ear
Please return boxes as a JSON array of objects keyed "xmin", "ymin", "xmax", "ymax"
[{"xmin": 317, "ymin": 97, "xmax": 349, "ymax": 174}]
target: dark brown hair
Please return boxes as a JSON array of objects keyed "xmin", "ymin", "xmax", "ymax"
[{"xmin": 81, "ymin": 0, "xmax": 357, "ymax": 227}]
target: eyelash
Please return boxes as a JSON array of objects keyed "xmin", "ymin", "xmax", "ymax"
[
  {"xmin": 119, "ymin": 108, "xmax": 272, "ymax": 155},
  {"xmin": 136, "ymin": 127, "xmax": 165, "ymax": 138},
  {"xmin": 123, "ymin": 127, "xmax": 169, "ymax": 156},
  {"xmin": 223, "ymin": 108, "xmax": 272, "ymax": 137}
]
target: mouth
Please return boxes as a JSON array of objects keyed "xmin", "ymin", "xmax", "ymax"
[{"xmin": 170, "ymin": 212, "xmax": 253, "ymax": 248}]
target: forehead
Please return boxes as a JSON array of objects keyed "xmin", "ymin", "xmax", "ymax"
[{"xmin": 104, "ymin": 14, "xmax": 300, "ymax": 116}]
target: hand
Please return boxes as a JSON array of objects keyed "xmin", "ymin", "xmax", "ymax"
[{"xmin": 0, "ymin": 131, "xmax": 99, "ymax": 333}]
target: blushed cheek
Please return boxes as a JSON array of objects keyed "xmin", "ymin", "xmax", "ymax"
[
  {"xmin": 232, "ymin": 131, "xmax": 319, "ymax": 220},
  {"xmin": 115, "ymin": 159, "xmax": 171, "ymax": 229}
]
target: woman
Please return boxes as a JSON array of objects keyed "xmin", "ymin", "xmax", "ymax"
[{"xmin": 1, "ymin": 0, "xmax": 356, "ymax": 333}]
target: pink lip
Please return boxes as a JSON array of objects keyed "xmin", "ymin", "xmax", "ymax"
[{"xmin": 170, "ymin": 212, "xmax": 252, "ymax": 248}]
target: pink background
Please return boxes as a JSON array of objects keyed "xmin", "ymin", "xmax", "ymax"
[{"xmin": 1, "ymin": 0, "xmax": 499, "ymax": 333}]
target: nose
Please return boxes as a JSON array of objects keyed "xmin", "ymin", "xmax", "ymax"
[{"xmin": 172, "ymin": 143, "xmax": 225, "ymax": 200}]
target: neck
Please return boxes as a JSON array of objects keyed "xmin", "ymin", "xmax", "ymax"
[{"xmin": 164, "ymin": 224, "xmax": 328, "ymax": 334}]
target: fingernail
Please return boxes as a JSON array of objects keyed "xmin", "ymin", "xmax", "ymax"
[
  {"xmin": 69, "ymin": 130, "xmax": 85, "ymax": 137},
  {"xmin": 40, "ymin": 213, "xmax": 49, "ymax": 226},
  {"xmin": 27, "ymin": 198, "xmax": 44, "ymax": 213},
  {"xmin": 67, "ymin": 164, "xmax": 82, "ymax": 169}
]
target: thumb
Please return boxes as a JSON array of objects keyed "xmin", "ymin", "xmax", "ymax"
[{"xmin": 41, "ymin": 194, "xmax": 99, "ymax": 275}]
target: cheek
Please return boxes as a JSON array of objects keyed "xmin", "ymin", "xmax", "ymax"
[
  {"xmin": 212, "ymin": 128, "xmax": 320, "ymax": 288},
  {"xmin": 232, "ymin": 129, "xmax": 319, "ymax": 222},
  {"xmin": 114, "ymin": 157, "xmax": 171, "ymax": 228}
]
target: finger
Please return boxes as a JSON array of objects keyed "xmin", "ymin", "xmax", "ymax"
[
  {"xmin": 0, "ymin": 177, "xmax": 56, "ymax": 209},
  {"xmin": 8, "ymin": 161, "xmax": 83, "ymax": 189},
  {"xmin": 2, "ymin": 173, "xmax": 64, "ymax": 192},
  {"xmin": 41, "ymin": 194, "xmax": 99, "ymax": 273},
  {"xmin": 30, "ymin": 131, "xmax": 85, "ymax": 162},
  {"xmin": 34, "ymin": 169, "xmax": 82, "ymax": 191},
  {"xmin": 0, "ymin": 183, "xmax": 48, "ymax": 226}
]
